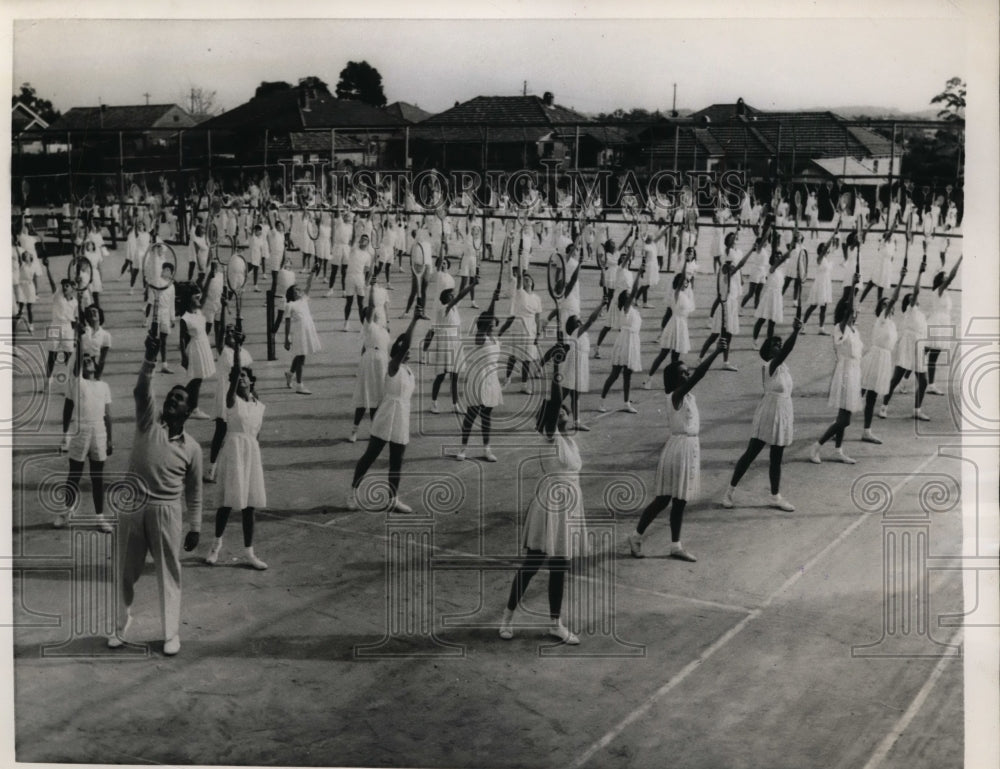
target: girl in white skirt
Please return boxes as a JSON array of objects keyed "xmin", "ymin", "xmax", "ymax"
[
  {"xmin": 809, "ymin": 289, "xmax": 864, "ymax": 464},
  {"xmin": 880, "ymin": 258, "xmax": 932, "ymax": 420},
  {"xmin": 120, "ymin": 219, "xmax": 141, "ymax": 291},
  {"xmin": 498, "ymin": 401, "xmax": 584, "ymax": 645},
  {"xmin": 923, "ymin": 255, "xmax": 962, "ymax": 396},
  {"xmin": 498, "ymin": 273, "xmax": 543, "ymax": 394},
  {"xmin": 805, "ymin": 189, "xmax": 820, "ymax": 239},
  {"xmin": 347, "ymin": 312, "xmax": 421, "ymax": 514},
  {"xmin": 283, "ymin": 273, "xmax": 321, "ymax": 395},
  {"xmin": 270, "ymin": 255, "xmax": 298, "ymax": 335},
  {"xmin": 751, "ymin": 244, "xmax": 791, "ymax": 346},
  {"xmin": 315, "ymin": 209, "xmax": 333, "ymax": 279},
  {"xmin": 14, "ymin": 244, "xmax": 44, "ymax": 333},
  {"xmin": 457, "ymin": 225, "xmax": 482, "ymax": 309},
  {"xmin": 699, "ymin": 243, "xmax": 758, "ymax": 370},
  {"xmin": 598, "ymin": 277, "xmax": 643, "ymax": 414},
  {"xmin": 560, "ymin": 304, "xmax": 602, "ymax": 432},
  {"xmin": 206, "ymin": 326, "xmax": 253, "ymax": 483},
  {"xmin": 594, "ymin": 231, "xmax": 636, "ymax": 357},
  {"xmin": 350, "ymin": 280, "xmax": 393, "ymax": 443},
  {"xmin": 801, "ymin": 241, "xmax": 834, "ymax": 334},
  {"xmin": 740, "ymin": 236, "xmax": 770, "ymax": 311},
  {"xmin": 645, "ymin": 271, "xmax": 694, "ymax": 388},
  {"xmin": 859, "ymin": 280, "xmax": 904, "ymax": 445},
  {"xmin": 60, "ymin": 304, "xmax": 112, "ymax": 453},
  {"xmin": 178, "ymin": 289, "xmax": 216, "ymax": 419},
  {"xmin": 189, "ymin": 224, "xmax": 210, "ymax": 283},
  {"xmin": 205, "ymin": 341, "xmax": 268, "ymax": 570},
  {"xmin": 201, "ymin": 260, "xmax": 225, "ymax": 349},
  {"xmin": 422, "ymin": 279, "xmax": 477, "ymax": 413},
  {"xmin": 457, "ymin": 307, "xmax": 505, "ymax": 462},
  {"xmin": 627, "ymin": 337, "xmax": 728, "ymax": 562},
  {"xmin": 722, "ymin": 317, "xmax": 803, "ymax": 512},
  {"xmin": 858, "ymin": 229, "xmax": 898, "ymax": 307}
]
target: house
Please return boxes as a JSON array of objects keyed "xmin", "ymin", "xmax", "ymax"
[
  {"xmin": 46, "ymin": 104, "xmax": 197, "ymax": 149},
  {"xmin": 384, "ymin": 101, "xmax": 433, "ymax": 124},
  {"xmin": 11, "ymin": 101, "xmax": 51, "ymax": 153},
  {"xmin": 411, "ymin": 93, "xmax": 627, "ymax": 171},
  {"xmin": 198, "ymin": 83, "xmax": 406, "ymax": 172}
]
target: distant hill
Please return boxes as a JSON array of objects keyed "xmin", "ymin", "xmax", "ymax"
[{"xmin": 810, "ymin": 105, "xmax": 942, "ymax": 120}]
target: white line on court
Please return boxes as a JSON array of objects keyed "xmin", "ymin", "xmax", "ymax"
[
  {"xmin": 859, "ymin": 628, "xmax": 963, "ymax": 769},
  {"xmin": 569, "ymin": 449, "xmax": 945, "ymax": 769}
]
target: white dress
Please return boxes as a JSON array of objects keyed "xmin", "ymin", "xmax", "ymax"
[
  {"xmin": 508, "ymin": 289, "xmax": 541, "ymax": 362},
  {"xmin": 924, "ymin": 291, "xmax": 954, "ymax": 352},
  {"xmin": 217, "ymin": 397, "xmax": 267, "ymax": 510},
  {"xmin": 464, "ymin": 339, "xmax": 504, "ymax": 408},
  {"xmin": 287, "ymin": 298, "xmax": 322, "ymax": 356},
  {"xmin": 654, "ymin": 392, "xmax": 701, "ymax": 500},
  {"xmin": 610, "ymin": 306, "xmax": 643, "ymax": 372},
  {"xmin": 828, "ymin": 325, "xmax": 864, "ymax": 412},
  {"xmin": 872, "ymin": 239, "xmax": 896, "ymax": 288},
  {"xmin": 860, "ymin": 316, "xmax": 898, "ymax": 396},
  {"xmin": 658, "ymin": 288, "xmax": 694, "ymax": 354},
  {"xmin": 896, "ymin": 306, "xmax": 928, "ymax": 373},
  {"xmin": 562, "ymin": 333, "xmax": 591, "ymax": 393},
  {"xmin": 432, "ymin": 305, "xmax": 462, "ymax": 374},
  {"xmin": 807, "ymin": 258, "xmax": 833, "ymax": 306},
  {"xmin": 751, "ymin": 363, "xmax": 794, "ymax": 446},
  {"xmin": 755, "ymin": 265, "xmax": 786, "ymax": 323},
  {"xmin": 353, "ymin": 323, "xmax": 391, "ymax": 409},
  {"xmin": 371, "ymin": 365, "xmax": 415, "ymax": 445},
  {"xmin": 181, "ymin": 310, "xmax": 216, "ymax": 379},
  {"xmin": 522, "ymin": 434, "xmax": 587, "ymax": 558}
]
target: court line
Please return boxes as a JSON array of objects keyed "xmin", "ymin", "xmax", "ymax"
[
  {"xmin": 569, "ymin": 449, "xmax": 944, "ymax": 769},
  {"xmin": 859, "ymin": 628, "xmax": 963, "ymax": 769}
]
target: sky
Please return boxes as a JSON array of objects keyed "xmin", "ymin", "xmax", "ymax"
[{"xmin": 10, "ymin": 12, "xmax": 968, "ymax": 118}]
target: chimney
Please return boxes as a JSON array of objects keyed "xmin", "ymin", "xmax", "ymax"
[
  {"xmin": 543, "ymin": 91, "xmax": 554, "ymax": 107},
  {"xmin": 736, "ymin": 98, "xmax": 746, "ymax": 117}
]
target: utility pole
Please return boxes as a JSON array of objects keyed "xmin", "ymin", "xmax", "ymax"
[
  {"xmin": 671, "ymin": 83, "xmax": 678, "ymax": 117},
  {"xmin": 143, "ymin": 92, "xmax": 150, "ymax": 106},
  {"xmin": 523, "ymin": 80, "xmax": 527, "ymax": 96}
]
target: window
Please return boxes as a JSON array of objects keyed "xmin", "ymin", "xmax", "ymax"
[{"xmin": 872, "ymin": 159, "xmax": 879, "ymax": 173}]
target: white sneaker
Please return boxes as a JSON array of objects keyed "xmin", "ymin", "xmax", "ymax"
[
  {"xmin": 190, "ymin": 408, "xmax": 211, "ymax": 420},
  {"xmin": 452, "ymin": 402, "xmax": 462, "ymax": 414},
  {"xmin": 809, "ymin": 442, "xmax": 822, "ymax": 464},
  {"xmin": 499, "ymin": 609, "xmax": 515, "ymax": 640},
  {"xmin": 205, "ymin": 538, "xmax": 223, "ymax": 565},
  {"xmin": 285, "ymin": 371, "xmax": 293, "ymax": 389},
  {"xmin": 721, "ymin": 487, "xmax": 735, "ymax": 509},
  {"xmin": 722, "ymin": 362, "xmax": 739, "ymax": 372},
  {"xmin": 897, "ymin": 382, "xmax": 910, "ymax": 394},
  {"xmin": 324, "ymin": 289, "xmax": 335, "ymax": 298},
  {"xmin": 345, "ymin": 489, "xmax": 359, "ymax": 511},
  {"xmin": 430, "ymin": 400, "xmax": 440, "ymax": 414},
  {"xmin": 751, "ymin": 338, "xmax": 760, "ymax": 350},
  {"xmin": 391, "ymin": 498, "xmax": 413, "ymax": 514},
  {"xmin": 107, "ymin": 612, "xmax": 133, "ymax": 648},
  {"xmin": 575, "ymin": 421, "xmax": 590, "ymax": 432},
  {"xmin": 835, "ymin": 448, "xmax": 857, "ymax": 464},
  {"xmin": 482, "ymin": 447, "xmax": 498, "ymax": 462},
  {"xmin": 348, "ymin": 428, "xmax": 358, "ymax": 443},
  {"xmin": 295, "ymin": 383, "xmax": 312, "ymax": 395},
  {"xmin": 817, "ymin": 327, "xmax": 830, "ymax": 336},
  {"xmin": 163, "ymin": 636, "xmax": 181, "ymax": 656},
  {"xmin": 53, "ymin": 513, "xmax": 67, "ymax": 529},
  {"xmin": 455, "ymin": 448, "xmax": 467, "ymax": 461},
  {"xmin": 159, "ymin": 364, "xmax": 173, "ymax": 374},
  {"xmin": 343, "ymin": 320, "xmax": 351, "ymax": 333},
  {"xmin": 519, "ymin": 385, "xmax": 531, "ymax": 394},
  {"xmin": 668, "ymin": 543, "xmax": 697, "ymax": 562},
  {"xmin": 862, "ymin": 429, "xmax": 882, "ymax": 444},
  {"xmin": 96, "ymin": 515, "xmax": 113, "ymax": 533},
  {"xmin": 549, "ymin": 622, "xmax": 580, "ymax": 645},
  {"xmin": 204, "ymin": 463, "xmax": 217, "ymax": 483},
  {"xmin": 244, "ymin": 547, "xmax": 268, "ymax": 570},
  {"xmin": 913, "ymin": 409, "xmax": 931, "ymax": 422},
  {"xmin": 470, "ymin": 302, "xmax": 480, "ymax": 309},
  {"xmin": 643, "ymin": 379, "xmax": 653, "ymax": 390},
  {"xmin": 598, "ymin": 400, "xmax": 608, "ymax": 413},
  {"xmin": 877, "ymin": 405, "xmax": 888, "ymax": 419},
  {"xmin": 926, "ymin": 384, "xmax": 944, "ymax": 396},
  {"xmin": 623, "ymin": 402, "xmax": 638, "ymax": 414},
  {"xmin": 769, "ymin": 494, "xmax": 795, "ymax": 512},
  {"xmin": 627, "ymin": 533, "xmax": 644, "ymax": 558},
  {"xmin": 59, "ymin": 435, "xmax": 71, "ymax": 454}
]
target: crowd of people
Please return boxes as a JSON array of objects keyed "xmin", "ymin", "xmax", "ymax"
[{"xmin": 13, "ymin": 176, "xmax": 963, "ymax": 653}]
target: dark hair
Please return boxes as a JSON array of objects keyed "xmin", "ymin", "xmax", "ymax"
[
  {"xmin": 617, "ymin": 290, "xmax": 630, "ymax": 310},
  {"xmin": 724, "ymin": 232, "xmax": 736, "ymax": 249},
  {"xmin": 662, "ymin": 360, "xmax": 684, "ymax": 393},
  {"xmin": 85, "ymin": 304, "xmax": 105, "ymax": 325},
  {"xmin": 901, "ymin": 294, "xmax": 914, "ymax": 313},
  {"xmin": 285, "ymin": 285, "xmax": 298, "ymax": 302},
  {"xmin": 833, "ymin": 297, "xmax": 853, "ymax": 325},
  {"xmin": 390, "ymin": 334, "xmax": 411, "ymax": 359},
  {"xmin": 760, "ymin": 336, "xmax": 782, "ymax": 361},
  {"xmin": 475, "ymin": 312, "xmax": 495, "ymax": 334},
  {"xmin": 672, "ymin": 272, "xmax": 685, "ymax": 290},
  {"xmin": 439, "ymin": 288, "xmax": 454, "ymax": 304},
  {"xmin": 932, "ymin": 271, "xmax": 945, "ymax": 290},
  {"xmin": 565, "ymin": 315, "xmax": 580, "ymax": 335},
  {"xmin": 875, "ymin": 297, "xmax": 888, "ymax": 317}
]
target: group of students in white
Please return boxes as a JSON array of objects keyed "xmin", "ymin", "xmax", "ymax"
[{"xmin": 21, "ymin": 177, "xmax": 963, "ymax": 652}]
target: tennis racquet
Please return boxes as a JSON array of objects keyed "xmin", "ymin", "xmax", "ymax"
[
  {"xmin": 225, "ymin": 253, "xmax": 249, "ymax": 330},
  {"xmin": 795, "ymin": 245, "xmax": 809, "ymax": 319},
  {"xmin": 717, "ymin": 262, "xmax": 730, "ymax": 336},
  {"xmin": 142, "ymin": 242, "xmax": 177, "ymax": 337},
  {"xmin": 68, "ymin": 256, "xmax": 93, "ymax": 294},
  {"xmin": 546, "ymin": 249, "xmax": 568, "ymax": 395},
  {"xmin": 306, "ymin": 211, "xmax": 320, "ymax": 242}
]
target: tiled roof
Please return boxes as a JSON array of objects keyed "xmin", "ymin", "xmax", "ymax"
[
  {"xmin": 46, "ymin": 104, "xmax": 193, "ymax": 132},
  {"xmin": 689, "ymin": 102, "xmax": 764, "ymax": 122},
  {"xmin": 384, "ymin": 101, "xmax": 433, "ymax": 124},
  {"xmin": 277, "ymin": 132, "xmax": 367, "ymax": 152},
  {"xmin": 414, "ymin": 95, "xmax": 599, "ymax": 143},
  {"xmin": 200, "ymin": 88, "xmax": 406, "ymax": 132}
]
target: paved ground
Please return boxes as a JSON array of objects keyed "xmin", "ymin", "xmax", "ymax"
[{"xmin": 8, "ymin": 221, "xmax": 971, "ymax": 767}]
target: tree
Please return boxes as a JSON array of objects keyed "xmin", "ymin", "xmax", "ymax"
[
  {"xmin": 183, "ymin": 86, "xmax": 220, "ymax": 122},
  {"xmin": 335, "ymin": 61, "xmax": 387, "ymax": 108},
  {"xmin": 255, "ymin": 81, "xmax": 292, "ymax": 99},
  {"xmin": 12, "ymin": 82, "xmax": 60, "ymax": 124},
  {"xmin": 931, "ymin": 77, "xmax": 966, "ymax": 123},
  {"xmin": 298, "ymin": 76, "xmax": 330, "ymax": 93}
]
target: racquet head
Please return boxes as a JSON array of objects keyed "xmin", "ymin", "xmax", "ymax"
[
  {"xmin": 547, "ymin": 251, "xmax": 567, "ymax": 303},
  {"xmin": 225, "ymin": 253, "xmax": 248, "ymax": 294},
  {"xmin": 143, "ymin": 242, "xmax": 177, "ymax": 291},
  {"xmin": 68, "ymin": 257, "xmax": 93, "ymax": 291}
]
